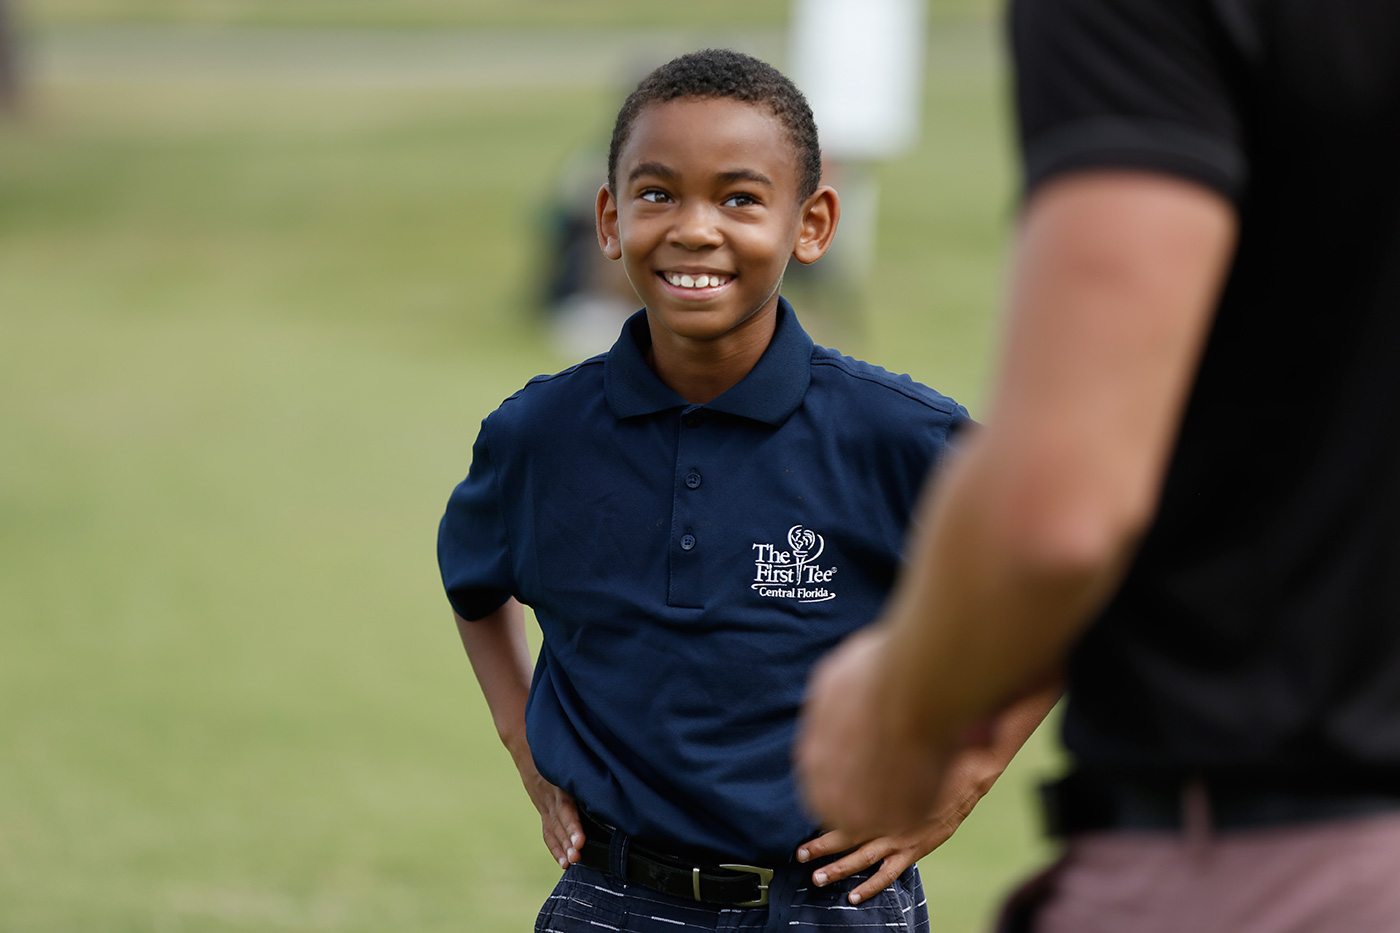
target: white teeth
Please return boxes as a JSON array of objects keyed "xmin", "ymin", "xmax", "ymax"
[{"xmin": 666, "ymin": 272, "xmax": 727, "ymax": 289}]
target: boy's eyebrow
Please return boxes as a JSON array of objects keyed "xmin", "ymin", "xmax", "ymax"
[
  {"xmin": 627, "ymin": 163, "xmax": 775, "ymax": 188},
  {"xmin": 628, "ymin": 161, "xmax": 677, "ymax": 183},
  {"xmin": 716, "ymin": 169, "xmax": 774, "ymax": 188}
]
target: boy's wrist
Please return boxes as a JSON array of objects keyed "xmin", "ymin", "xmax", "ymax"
[{"xmin": 499, "ymin": 726, "xmax": 532, "ymax": 769}]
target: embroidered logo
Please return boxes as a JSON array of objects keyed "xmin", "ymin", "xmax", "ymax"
[{"xmin": 751, "ymin": 525, "xmax": 838, "ymax": 603}]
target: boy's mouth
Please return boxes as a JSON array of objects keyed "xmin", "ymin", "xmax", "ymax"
[{"xmin": 662, "ymin": 271, "xmax": 731, "ymax": 290}]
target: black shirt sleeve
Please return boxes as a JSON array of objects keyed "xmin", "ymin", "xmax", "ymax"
[{"xmin": 1010, "ymin": 0, "xmax": 1248, "ymax": 201}]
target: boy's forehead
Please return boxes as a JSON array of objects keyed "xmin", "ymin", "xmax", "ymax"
[{"xmin": 620, "ymin": 97, "xmax": 797, "ymax": 176}]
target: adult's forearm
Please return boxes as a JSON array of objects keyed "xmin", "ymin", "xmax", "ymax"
[
  {"xmin": 875, "ymin": 441, "xmax": 1124, "ymax": 748},
  {"xmin": 796, "ymin": 172, "xmax": 1236, "ymax": 838},
  {"xmin": 876, "ymin": 172, "xmax": 1237, "ymax": 748}
]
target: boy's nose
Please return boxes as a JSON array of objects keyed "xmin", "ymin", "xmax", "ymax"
[{"xmin": 668, "ymin": 204, "xmax": 724, "ymax": 249}]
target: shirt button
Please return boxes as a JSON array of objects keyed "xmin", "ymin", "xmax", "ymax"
[
  {"xmin": 682, "ymin": 412, "xmax": 703, "ymax": 428},
  {"xmin": 680, "ymin": 534, "xmax": 696, "ymax": 550},
  {"xmin": 685, "ymin": 472, "xmax": 702, "ymax": 489}
]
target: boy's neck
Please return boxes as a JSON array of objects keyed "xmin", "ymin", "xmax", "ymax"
[{"xmin": 644, "ymin": 307, "xmax": 778, "ymax": 405}]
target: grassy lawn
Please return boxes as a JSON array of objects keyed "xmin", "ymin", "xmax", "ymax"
[{"xmin": 0, "ymin": 10, "xmax": 1059, "ymax": 932}]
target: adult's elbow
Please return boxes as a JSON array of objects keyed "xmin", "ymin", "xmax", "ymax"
[{"xmin": 991, "ymin": 463, "xmax": 1157, "ymax": 593}]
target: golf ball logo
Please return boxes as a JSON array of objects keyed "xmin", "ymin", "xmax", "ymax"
[
  {"xmin": 787, "ymin": 525, "xmax": 824, "ymax": 563},
  {"xmin": 751, "ymin": 524, "xmax": 838, "ymax": 603}
]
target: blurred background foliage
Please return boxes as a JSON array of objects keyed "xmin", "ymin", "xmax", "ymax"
[
  {"xmin": 27, "ymin": 0, "xmax": 992, "ymax": 28},
  {"xmin": 0, "ymin": 2, "xmax": 1057, "ymax": 931}
]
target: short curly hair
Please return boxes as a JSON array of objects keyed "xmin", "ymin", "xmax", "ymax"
[{"xmin": 607, "ymin": 49, "xmax": 823, "ymax": 200}]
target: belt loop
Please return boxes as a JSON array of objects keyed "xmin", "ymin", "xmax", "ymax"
[
  {"xmin": 1182, "ymin": 776, "xmax": 1213, "ymax": 856},
  {"xmin": 761, "ymin": 862, "xmax": 797, "ymax": 933},
  {"xmin": 608, "ymin": 824, "xmax": 631, "ymax": 882}
]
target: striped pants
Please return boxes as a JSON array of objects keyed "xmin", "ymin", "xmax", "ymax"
[{"xmin": 536, "ymin": 861, "xmax": 929, "ymax": 933}]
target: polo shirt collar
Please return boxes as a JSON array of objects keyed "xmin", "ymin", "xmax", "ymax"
[{"xmin": 604, "ymin": 296, "xmax": 814, "ymax": 426}]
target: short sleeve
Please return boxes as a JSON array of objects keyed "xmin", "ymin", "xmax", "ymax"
[
  {"xmin": 1011, "ymin": 0, "xmax": 1247, "ymax": 201},
  {"xmin": 437, "ymin": 422, "xmax": 515, "ymax": 621}
]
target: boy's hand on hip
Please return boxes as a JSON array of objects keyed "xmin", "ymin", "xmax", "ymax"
[
  {"xmin": 793, "ymin": 738, "xmax": 1005, "ymax": 904},
  {"xmin": 518, "ymin": 760, "xmax": 585, "ymax": 870},
  {"xmin": 795, "ymin": 820, "xmax": 946, "ymax": 905}
]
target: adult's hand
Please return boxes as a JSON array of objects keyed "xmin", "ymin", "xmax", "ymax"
[{"xmin": 795, "ymin": 626, "xmax": 958, "ymax": 841}]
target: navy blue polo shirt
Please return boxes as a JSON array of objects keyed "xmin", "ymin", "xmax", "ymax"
[{"xmin": 438, "ymin": 298, "xmax": 969, "ymax": 863}]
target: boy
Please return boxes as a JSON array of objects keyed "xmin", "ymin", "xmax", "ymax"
[{"xmin": 438, "ymin": 49, "xmax": 1046, "ymax": 931}]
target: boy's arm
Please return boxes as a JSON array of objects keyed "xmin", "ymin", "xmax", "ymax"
[
  {"xmin": 794, "ymin": 679, "xmax": 1058, "ymax": 904},
  {"xmin": 455, "ymin": 600, "xmax": 585, "ymax": 869}
]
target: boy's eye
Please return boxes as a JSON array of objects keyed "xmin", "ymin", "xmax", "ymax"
[
  {"xmin": 723, "ymin": 193, "xmax": 758, "ymax": 207},
  {"xmin": 639, "ymin": 189, "xmax": 671, "ymax": 203}
]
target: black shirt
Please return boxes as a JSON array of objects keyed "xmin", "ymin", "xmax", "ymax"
[{"xmin": 1012, "ymin": 0, "xmax": 1400, "ymax": 785}]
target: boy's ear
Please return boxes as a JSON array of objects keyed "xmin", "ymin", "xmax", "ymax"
[
  {"xmin": 793, "ymin": 185, "xmax": 840, "ymax": 265},
  {"xmin": 596, "ymin": 184, "xmax": 622, "ymax": 260}
]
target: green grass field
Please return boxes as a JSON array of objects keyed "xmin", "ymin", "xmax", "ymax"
[{"xmin": 1, "ymin": 7, "xmax": 1060, "ymax": 931}]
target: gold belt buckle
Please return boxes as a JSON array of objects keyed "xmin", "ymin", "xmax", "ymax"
[{"xmin": 717, "ymin": 863, "xmax": 773, "ymax": 907}]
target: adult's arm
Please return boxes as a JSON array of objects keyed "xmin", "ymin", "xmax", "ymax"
[
  {"xmin": 796, "ymin": 682, "xmax": 1059, "ymax": 904},
  {"xmin": 797, "ymin": 169, "xmax": 1237, "ymax": 837},
  {"xmin": 455, "ymin": 599, "xmax": 584, "ymax": 868}
]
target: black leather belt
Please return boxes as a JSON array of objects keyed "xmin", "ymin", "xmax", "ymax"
[
  {"xmin": 576, "ymin": 810, "xmax": 774, "ymax": 907},
  {"xmin": 1042, "ymin": 772, "xmax": 1400, "ymax": 837}
]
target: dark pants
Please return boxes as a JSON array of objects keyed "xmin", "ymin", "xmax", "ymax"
[{"xmin": 997, "ymin": 812, "xmax": 1400, "ymax": 933}]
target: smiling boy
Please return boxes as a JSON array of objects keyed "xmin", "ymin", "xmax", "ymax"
[
  {"xmin": 438, "ymin": 49, "xmax": 1047, "ymax": 932},
  {"xmin": 596, "ymin": 90, "xmax": 824, "ymax": 405}
]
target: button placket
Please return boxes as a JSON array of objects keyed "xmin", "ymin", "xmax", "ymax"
[{"xmin": 669, "ymin": 407, "xmax": 708, "ymax": 608}]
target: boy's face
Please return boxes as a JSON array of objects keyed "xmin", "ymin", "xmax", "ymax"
[{"xmin": 597, "ymin": 97, "xmax": 835, "ymax": 352}]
